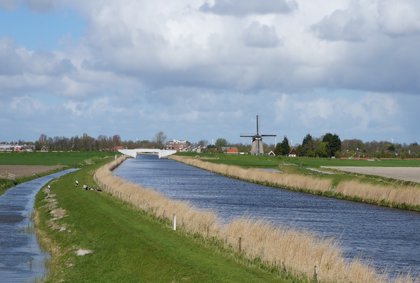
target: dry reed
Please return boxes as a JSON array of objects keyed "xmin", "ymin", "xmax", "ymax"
[
  {"xmin": 171, "ymin": 156, "xmax": 420, "ymax": 209},
  {"xmin": 94, "ymin": 156, "xmax": 418, "ymax": 283},
  {"xmin": 336, "ymin": 181, "xmax": 420, "ymax": 207},
  {"xmin": 170, "ymin": 156, "xmax": 332, "ymax": 193}
]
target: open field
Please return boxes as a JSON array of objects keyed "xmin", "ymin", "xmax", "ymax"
[
  {"xmin": 0, "ymin": 151, "xmax": 115, "ymax": 195},
  {"xmin": 35, "ymin": 157, "xmax": 295, "ymax": 282},
  {"xmin": 0, "ymin": 165, "xmax": 63, "ymax": 179},
  {"xmin": 324, "ymin": 166, "xmax": 420, "ymax": 183},
  {"xmin": 0, "ymin": 151, "xmax": 114, "ymax": 167}
]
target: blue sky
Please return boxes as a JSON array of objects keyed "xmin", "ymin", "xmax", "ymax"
[
  {"xmin": 0, "ymin": 4, "xmax": 84, "ymax": 50},
  {"xmin": 1, "ymin": 0, "xmax": 419, "ymax": 145}
]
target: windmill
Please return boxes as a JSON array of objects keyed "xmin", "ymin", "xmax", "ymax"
[{"xmin": 240, "ymin": 115, "xmax": 276, "ymax": 155}]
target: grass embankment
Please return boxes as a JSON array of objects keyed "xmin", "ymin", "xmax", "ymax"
[
  {"xmin": 35, "ymin": 157, "xmax": 296, "ymax": 282},
  {"xmin": 0, "ymin": 151, "xmax": 113, "ymax": 195},
  {"xmin": 92, "ymin": 156, "xmax": 408, "ymax": 283},
  {"xmin": 171, "ymin": 155, "xmax": 420, "ymax": 212}
]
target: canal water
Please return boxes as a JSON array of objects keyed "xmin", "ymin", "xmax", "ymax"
[
  {"xmin": 0, "ymin": 169, "xmax": 76, "ymax": 282},
  {"xmin": 114, "ymin": 155, "xmax": 420, "ymax": 279}
]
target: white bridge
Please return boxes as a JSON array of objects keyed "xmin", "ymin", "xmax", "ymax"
[{"xmin": 118, "ymin": 148, "xmax": 177, "ymax": 159}]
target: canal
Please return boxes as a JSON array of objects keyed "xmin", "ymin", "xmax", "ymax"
[
  {"xmin": 113, "ymin": 155, "xmax": 420, "ymax": 279},
  {"xmin": 0, "ymin": 169, "xmax": 76, "ymax": 282}
]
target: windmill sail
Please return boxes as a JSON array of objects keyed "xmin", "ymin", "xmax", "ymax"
[{"xmin": 240, "ymin": 115, "xmax": 276, "ymax": 155}]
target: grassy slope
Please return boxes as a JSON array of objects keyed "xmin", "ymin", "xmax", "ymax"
[
  {"xmin": 35, "ymin": 159, "xmax": 295, "ymax": 282},
  {"xmin": 0, "ymin": 151, "xmax": 115, "ymax": 195}
]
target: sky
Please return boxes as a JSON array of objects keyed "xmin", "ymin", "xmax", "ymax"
[{"xmin": 1, "ymin": 0, "xmax": 419, "ymax": 145}]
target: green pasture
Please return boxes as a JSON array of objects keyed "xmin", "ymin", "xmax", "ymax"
[
  {"xmin": 36, "ymin": 158, "xmax": 297, "ymax": 282},
  {"xmin": 0, "ymin": 151, "xmax": 115, "ymax": 167}
]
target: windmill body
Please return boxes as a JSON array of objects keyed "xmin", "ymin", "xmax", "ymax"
[{"xmin": 241, "ymin": 115, "xmax": 276, "ymax": 155}]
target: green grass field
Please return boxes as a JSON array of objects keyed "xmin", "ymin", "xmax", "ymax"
[
  {"xmin": 35, "ymin": 158, "xmax": 297, "ymax": 282},
  {"xmin": 0, "ymin": 151, "xmax": 114, "ymax": 167}
]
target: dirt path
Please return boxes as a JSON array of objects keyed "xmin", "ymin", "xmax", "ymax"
[
  {"xmin": 0, "ymin": 165, "xmax": 63, "ymax": 179},
  {"xmin": 322, "ymin": 166, "xmax": 420, "ymax": 183}
]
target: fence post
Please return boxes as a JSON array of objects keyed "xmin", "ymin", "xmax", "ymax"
[
  {"xmin": 173, "ymin": 214, "xmax": 177, "ymax": 231},
  {"xmin": 238, "ymin": 237, "xmax": 242, "ymax": 252},
  {"xmin": 313, "ymin": 265, "xmax": 318, "ymax": 282}
]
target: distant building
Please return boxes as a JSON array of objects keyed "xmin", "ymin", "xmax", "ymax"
[
  {"xmin": 222, "ymin": 147, "xmax": 239, "ymax": 154},
  {"xmin": 0, "ymin": 144, "xmax": 33, "ymax": 152},
  {"xmin": 288, "ymin": 148, "xmax": 297, "ymax": 158},
  {"xmin": 268, "ymin": 150, "xmax": 276, "ymax": 156},
  {"xmin": 165, "ymin": 140, "xmax": 189, "ymax": 151},
  {"xmin": 112, "ymin": 145, "xmax": 126, "ymax": 151},
  {"xmin": 0, "ymin": 144, "xmax": 13, "ymax": 152}
]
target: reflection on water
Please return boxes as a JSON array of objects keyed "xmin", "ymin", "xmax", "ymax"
[
  {"xmin": 114, "ymin": 155, "xmax": 420, "ymax": 279},
  {"xmin": 0, "ymin": 169, "xmax": 76, "ymax": 282}
]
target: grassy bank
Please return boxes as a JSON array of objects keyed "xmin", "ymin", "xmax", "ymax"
[
  {"xmin": 171, "ymin": 155, "xmax": 420, "ymax": 212},
  {"xmin": 92, "ymin": 156, "xmax": 411, "ymax": 283},
  {"xmin": 35, "ymin": 157, "xmax": 297, "ymax": 282},
  {"xmin": 0, "ymin": 151, "xmax": 114, "ymax": 195}
]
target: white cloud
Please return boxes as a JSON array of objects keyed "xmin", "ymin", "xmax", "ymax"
[
  {"xmin": 378, "ymin": 0, "xmax": 420, "ymax": 36},
  {"xmin": 200, "ymin": 0, "xmax": 298, "ymax": 16},
  {"xmin": 10, "ymin": 96, "xmax": 45, "ymax": 114},
  {"xmin": 1, "ymin": 0, "xmax": 420, "ymax": 143},
  {"xmin": 242, "ymin": 22, "xmax": 281, "ymax": 48}
]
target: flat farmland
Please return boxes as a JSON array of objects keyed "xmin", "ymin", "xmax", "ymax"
[
  {"xmin": 323, "ymin": 166, "xmax": 420, "ymax": 183},
  {"xmin": 0, "ymin": 165, "xmax": 63, "ymax": 179}
]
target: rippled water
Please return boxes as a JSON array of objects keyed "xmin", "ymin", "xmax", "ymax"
[
  {"xmin": 114, "ymin": 155, "xmax": 420, "ymax": 279},
  {"xmin": 0, "ymin": 169, "xmax": 76, "ymax": 282}
]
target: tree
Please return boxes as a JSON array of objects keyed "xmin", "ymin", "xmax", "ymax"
[
  {"xmin": 154, "ymin": 131, "xmax": 167, "ymax": 148},
  {"xmin": 315, "ymin": 141, "xmax": 328, "ymax": 157},
  {"xmin": 197, "ymin": 140, "xmax": 208, "ymax": 147},
  {"xmin": 275, "ymin": 136, "xmax": 290, "ymax": 156},
  {"xmin": 322, "ymin": 133, "xmax": 341, "ymax": 157},
  {"xmin": 300, "ymin": 134, "xmax": 315, "ymax": 156},
  {"xmin": 215, "ymin": 138, "xmax": 228, "ymax": 149},
  {"xmin": 35, "ymin": 134, "xmax": 48, "ymax": 150}
]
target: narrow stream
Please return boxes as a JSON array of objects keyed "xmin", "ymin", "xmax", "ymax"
[
  {"xmin": 113, "ymin": 156, "xmax": 420, "ymax": 279},
  {"xmin": 0, "ymin": 169, "xmax": 76, "ymax": 282}
]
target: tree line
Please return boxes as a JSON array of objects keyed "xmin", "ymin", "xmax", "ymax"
[
  {"xmin": 3, "ymin": 131, "xmax": 420, "ymax": 158},
  {"xmin": 19, "ymin": 132, "xmax": 168, "ymax": 152}
]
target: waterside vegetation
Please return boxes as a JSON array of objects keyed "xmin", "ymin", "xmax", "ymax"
[
  {"xmin": 35, "ymin": 156, "xmax": 298, "ymax": 282},
  {"xmin": 171, "ymin": 154, "xmax": 420, "ymax": 212},
  {"xmin": 93, "ymin": 156, "xmax": 417, "ymax": 283}
]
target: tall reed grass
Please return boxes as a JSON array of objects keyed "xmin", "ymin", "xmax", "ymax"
[
  {"xmin": 336, "ymin": 181, "xmax": 420, "ymax": 208},
  {"xmin": 94, "ymin": 156, "xmax": 418, "ymax": 283},
  {"xmin": 170, "ymin": 156, "xmax": 420, "ymax": 210}
]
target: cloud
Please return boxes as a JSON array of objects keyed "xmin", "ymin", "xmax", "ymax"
[
  {"xmin": 312, "ymin": 9, "xmax": 367, "ymax": 42},
  {"xmin": 378, "ymin": 0, "xmax": 420, "ymax": 36},
  {"xmin": 0, "ymin": 39, "xmax": 76, "ymax": 77},
  {"xmin": 274, "ymin": 91, "xmax": 404, "ymax": 141},
  {"xmin": 1, "ymin": 0, "xmax": 420, "ymax": 144},
  {"xmin": 0, "ymin": 0, "xmax": 17, "ymax": 10},
  {"xmin": 242, "ymin": 22, "xmax": 281, "ymax": 48},
  {"xmin": 200, "ymin": 0, "xmax": 297, "ymax": 16},
  {"xmin": 24, "ymin": 0, "xmax": 56, "ymax": 12}
]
